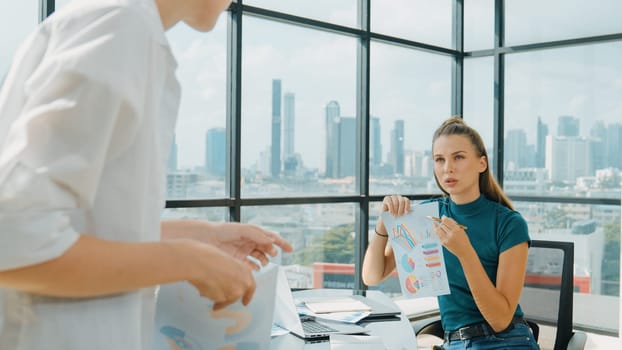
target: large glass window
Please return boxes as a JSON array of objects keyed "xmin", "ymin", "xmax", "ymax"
[
  {"xmin": 241, "ymin": 203, "xmax": 356, "ymax": 289},
  {"xmin": 503, "ymin": 41, "xmax": 622, "ymax": 336},
  {"xmin": 463, "ymin": 57, "xmax": 495, "ymax": 171},
  {"xmin": 514, "ymin": 201, "xmax": 620, "ymax": 333},
  {"xmin": 505, "ymin": 0, "xmax": 622, "ymax": 46},
  {"xmin": 371, "ymin": 0, "xmax": 453, "ymax": 49},
  {"xmin": 54, "ymin": 0, "xmax": 72, "ymax": 10},
  {"xmin": 368, "ymin": 201, "xmax": 401, "ymax": 297},
  {"xmin": 504, "ymin": 42, "xmax": 622, "ymax": 198},
  {"xmin": 165, "ymin": 20, "xmax": 228, "ymax": 199},
  {"xmin": 369, "ymin": 42, "xmax": 451, "ymax": 195},
  {"xmin": 241, "ymin": 17, "xmax": 357, "ymax": 197},
  {"xmin": 162, "ymin": 207, "xmax": 228, "ymax": 222},
  {"xmin": 464, "ymin": 0, "xmax": 494, "ymax": 51},
  {"xmin": 0, "ymin": 2, "xmax": 38, "ymax": 78},
  {"xmin": 244, "ymin": 0, "xmax": 358, "ymax": 28}
]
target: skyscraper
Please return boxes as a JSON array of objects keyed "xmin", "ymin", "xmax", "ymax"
[
  {"xmin": 370, "ymin": 117, "xmax": 382, "ymax": 166},
  {"xmin": 325, "ymin": 100, "xmax": 340, "ymax": 178},
  {"xmin": 205, "ymin": 127, "xmax": 226, "ymax": 176},
  {"xmin": 271, "ymin": 79, "xmax": 282, "ymax": 178},
  {"xmin": 536, "ymin": 116, "xmax": 548, "ymax": 168},
  {"xmin": 338, "ymin": 117, "xmax": 356, "ymax": 178},
  {"xmin": 505, "ymin": 129, "xmax": 528, "ymax": 170},
  {"xmin": 389, "ymin": 120, "xmax": 404, "ymax": 175},
  {"xmin": 546, "ymin": 135, "xmax": 590, "ymax": 183},
  {"xmin": 606, "ymin": 123, "xmax": 622, "ymax": 170},
  {"xmin": 557, "ymin": 115, "xmax": 580, "ymax": 137},
  {"xmin": 283, "ymin": 92, "xmax": 295, "ymax": 160},
  {"xmin": 590, "ymin": 120, "xmax": 607, "ymax": 172}
]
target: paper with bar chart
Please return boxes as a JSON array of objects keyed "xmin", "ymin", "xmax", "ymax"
[{"xmin": 381, "ymin": 201, "xmax": 450, "ymax": 298}]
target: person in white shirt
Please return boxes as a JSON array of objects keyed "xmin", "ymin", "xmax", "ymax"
[{"xmin": 0, "ymin": 0, "xmax": 293, "ymax": 349}]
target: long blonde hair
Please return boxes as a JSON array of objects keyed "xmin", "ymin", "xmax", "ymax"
[{"xmin": 432, "ymin": 117, "xmax": 514, "ymax": 210}]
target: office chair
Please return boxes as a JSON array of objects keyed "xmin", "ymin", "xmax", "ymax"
[{"xmin": 412, "ymin": 239, "xmax": 587, "ymax": 350}]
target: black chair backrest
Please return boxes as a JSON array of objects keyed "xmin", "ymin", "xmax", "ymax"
[{"xmin": 520, "ymin": 239, "xmax": 575, "ymax": 350}]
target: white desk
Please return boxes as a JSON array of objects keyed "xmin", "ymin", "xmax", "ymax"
[{"xmin": 270, "ymin": 289, "xmax": 418, "ymax": 350}]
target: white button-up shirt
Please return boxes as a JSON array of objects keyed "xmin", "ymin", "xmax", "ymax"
[{"xmin": 0, "ymin": 0, "xmax": 180, "ymax": 348}]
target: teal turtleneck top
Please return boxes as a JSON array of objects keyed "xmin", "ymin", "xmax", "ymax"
[{"xmin": 427, "ymin": 194, "xmax": 530, "ymax": 332}]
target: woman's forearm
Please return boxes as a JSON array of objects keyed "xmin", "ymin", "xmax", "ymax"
[
  {"xmin": 459, "ymin": 245, "xmax": 526, "ymax": 332},
  {"xmin": 362, "ymin": 223, "xmax": 394, "ymax": 286},
  {"xmin": 0, "ymin": 234, "xmax": 194, "ymax": 298}
]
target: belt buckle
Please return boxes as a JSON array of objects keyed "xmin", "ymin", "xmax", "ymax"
[{"xmin": 458, "ymin": 327, "xmax": 468, "ymax": 340}]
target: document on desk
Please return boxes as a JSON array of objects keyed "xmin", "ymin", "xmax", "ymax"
[{"xmin": 381, "ymin": 201, "xmax": 450, "ymax": 298}]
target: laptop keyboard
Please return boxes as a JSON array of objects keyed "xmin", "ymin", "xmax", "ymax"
[{"xmin": 301, "ymin": 319, "xmax": 339, "ymax": 334}]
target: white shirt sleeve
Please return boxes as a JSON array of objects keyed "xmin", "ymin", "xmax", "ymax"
[{"xmin": 0, "ymin": 7, "xmax": 150, "ymax": 270}]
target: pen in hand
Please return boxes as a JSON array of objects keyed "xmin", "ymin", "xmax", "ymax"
[{"xmin": 426, "ymin": 216, "xmax": 468, "ymax": 230}]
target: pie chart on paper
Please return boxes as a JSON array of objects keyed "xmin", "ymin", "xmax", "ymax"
[
  {"xmin": 401, "ymin": 254, "xmax": 415, "ymax": 272},
  {"xmin": 405, "ymin": 275, "xmax": 421, "ymax": 294}
]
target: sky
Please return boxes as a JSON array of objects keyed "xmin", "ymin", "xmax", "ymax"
[{"xmin": 2, "ymin": 0, "xmax": 622, "ymax": 171}]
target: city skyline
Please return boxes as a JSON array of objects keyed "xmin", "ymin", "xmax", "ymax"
[
  {"xmin": 165, "ymin": 28, "xmax": 621, "ymax": 171},
  {"xmin": 174, "ymin": 89, "xmax": 622, "ymax": 191},
  {"xmin": 3, "ymin": 2, "xmax": 621, "ymax": 194},
  {"xmin": 5, "ymin": 3, "xmax": 621, "ymax": 172}
]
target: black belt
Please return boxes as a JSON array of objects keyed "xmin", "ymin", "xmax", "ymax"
[{"xmin": 444, "ymin": 317, "xmax": 528, "ymax": 342}]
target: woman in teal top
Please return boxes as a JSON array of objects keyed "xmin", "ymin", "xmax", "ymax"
[{"xmin": 362, "ymin": 117, "xmax": 539, "ymax": 349}]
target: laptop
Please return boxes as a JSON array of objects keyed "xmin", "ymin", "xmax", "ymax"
[
  {"xmin": 350, "ymin": 294, "xmax": 401, "ymax": 320},
  {"xmin": 298, "ymin": 294, "xmax": 401, "ymax": 321},
  {"xmin": 273, "ymin": 268, "xmax": 369, "ymax": 340}
]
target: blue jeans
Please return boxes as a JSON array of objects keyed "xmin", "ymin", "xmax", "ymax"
[{"xmin": 441, "ymin": 323, "xmax": 540, "ymax": 350}]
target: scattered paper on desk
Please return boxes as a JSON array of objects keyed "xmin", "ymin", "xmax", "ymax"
[
  {"xmin": 381, "ymin": 201, "xmax": 450, "ymax": 299},
  {"xmin": 297, "ymin": 303, "xmax": 370, "ymax": 324},
  {"xmin": 314, "ymin": 311, "xmax": 371, "ymax": 324},
  {"xmin": 152, "ymin": 263, "xmax": 278, "ymax": 350},
  {"xmin": 330, "ymin": 334, "xmax": 386, "ymax": 349},
  {"xmin": 304, "ymin": 298, "xmax": 372, "ymax": 314}
]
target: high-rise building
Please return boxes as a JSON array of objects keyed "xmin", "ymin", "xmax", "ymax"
[
  {"xmin": 370, "ymin": 117, "xmax": 382, "ymax": 166},
  {"xmin": 606, "ymin": 123, "xmax": 622, "ymax": 170},
  {"xmin": 271, "ymin": 79, "xmax": 282, "ymax": 178},
  {"xmin": 205, "ymin": 127, "xmax": 226, "ymax": 176},
  {"xmin": 389, "ymin": 120, "xmax": 404, "ymax": 175},
  {"xmin": 258, "ymin": 146, "xmax": 271, "ymax": 176},
  {"xmin": 283, "ymin": 153, "xmax": 301, "ymax": 177},
  {"xmin": 504, "ymin": 168, "xmax": 548, "ymax": 195},
  {"xmin": 590, "ymin": 120, "xmax": 607, "ymax": 172},
  {"xmin": 504, "ymin": 129, "xmax": 544, "ymax": 170},
  {"xmin": 166, "ymin": 173, "xmax": 200, "ymax": 199},
  {"xmin": 557, "ymin": 115, "xmax": 580, "ymax": 137},
  {"xmin": 536, "ymin": 116, "xmax": 548, "ymax": 168},
  {"xmin": 338, "ymin": 117, "xmax": 356, "ymax": 178},
  {"xmin": 421, "ymin": 151, "xmax": 433, "ymax": 178},
  {"xmin": 283, "ymin": 92, "xmax": 295, "ymax": 160},
  {"xmin": 404, "ymin": 150, "xmax": 425, "ymax": 177},
  {"xmin": 325, "ymin": 100, "xmax": 340, "ymax": 178},
  {"xmin": 505, "ymin": 128, "xmax": 528, "ymax": 170},
  {"xmin": 546, "ymin": 135, "xmax": 590, "ymax": 183},
  {"xmin": 167, "ymin": 135, "xmax": 178, "ymax": 172}
]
